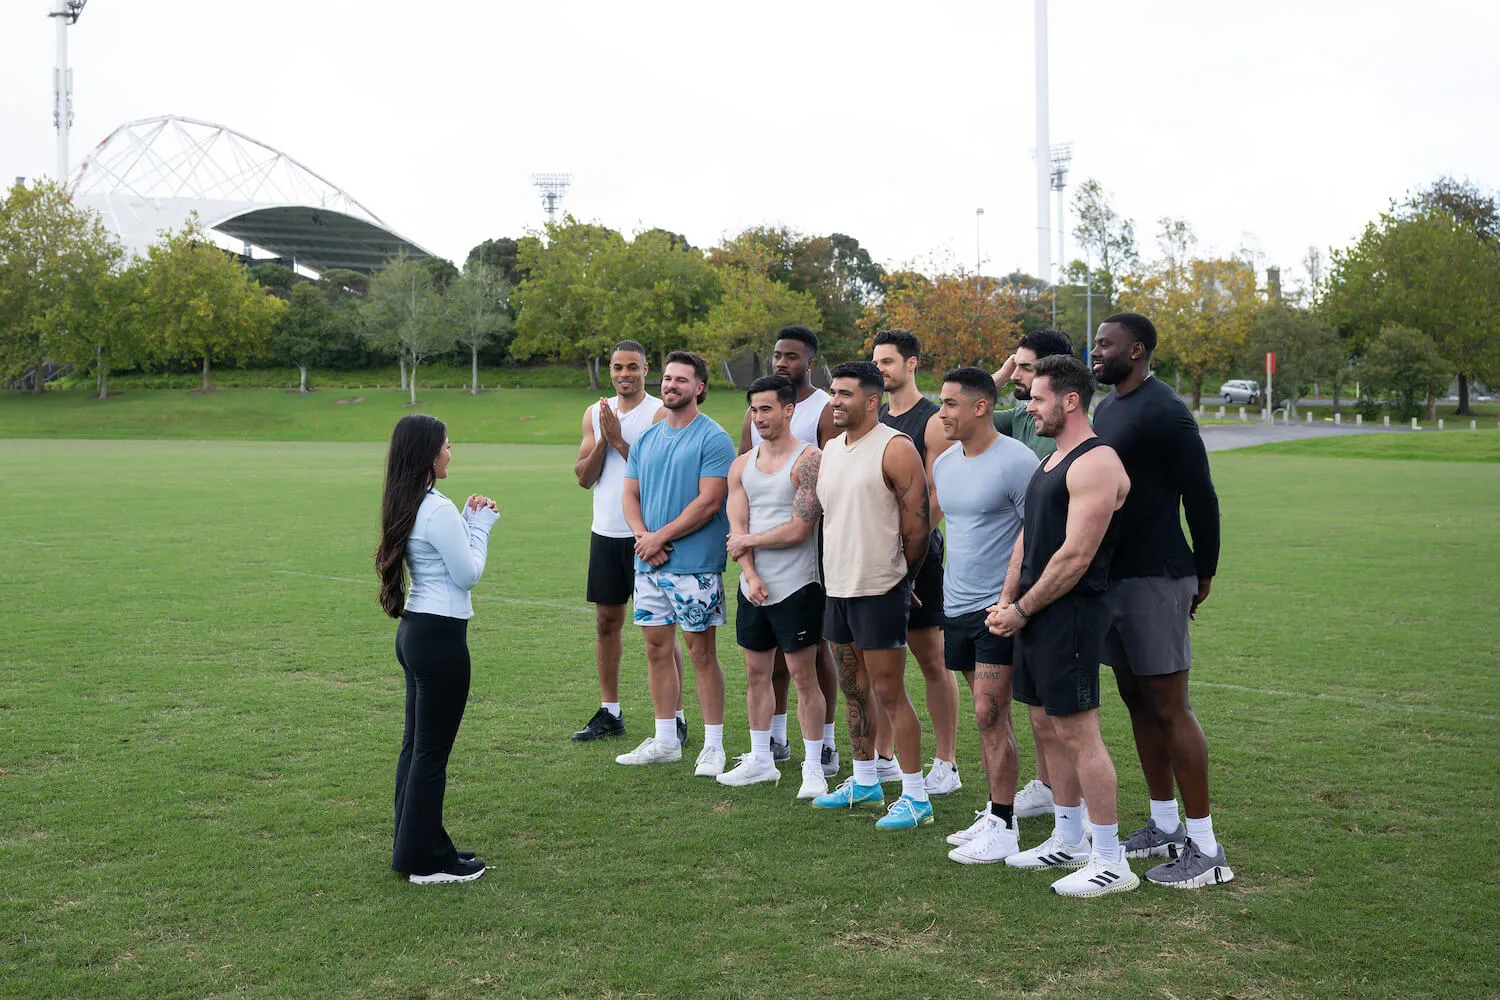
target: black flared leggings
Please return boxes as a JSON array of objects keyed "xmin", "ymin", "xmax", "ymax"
[{"xmin": 392, "ymin": 612, "xmax": 470, "ymax": 876}]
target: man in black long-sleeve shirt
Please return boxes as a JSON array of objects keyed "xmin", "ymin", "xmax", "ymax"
[{"xmin": 1090, "ymin": 312, "xmax": 1234, "ymax": 889}]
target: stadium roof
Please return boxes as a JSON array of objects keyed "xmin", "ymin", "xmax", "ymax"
[{"xmin": 69, "ymin": 115, "xmax": 432, "ymax": 273}]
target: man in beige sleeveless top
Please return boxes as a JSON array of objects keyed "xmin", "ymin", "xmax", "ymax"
[{"xmin": 810, "ymin": 361, "xmax": 935, "ymax": 831}]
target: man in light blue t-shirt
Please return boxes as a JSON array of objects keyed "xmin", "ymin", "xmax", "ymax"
[
  {"xmin": 930, "ymin": 367, "xmax": 1039, "ymax": 866},
  {"xmin": 618, "ymin": 351, "xmax": 737, "ymax": 778}
]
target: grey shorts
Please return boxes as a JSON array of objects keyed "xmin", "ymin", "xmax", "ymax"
[{"xmin": 1102, "ymin": 576, "xmax": 1197, "ymax": 677}]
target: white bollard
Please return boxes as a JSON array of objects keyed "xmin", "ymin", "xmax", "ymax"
[
  {"xmin": 1239, "ymin": 406, "xmax": 1246, "ymax": 421},
  {"xmin": 1306, "ymin": 412, "xmax": 1313, "ymax": 423},
  {"xmin": 1335, "ymin": 412, "xmax": 1341, "ymax": 425},
  {"xmin": 1218, "ymin": 406, "xmax": 1225, "ymax": 418},
  {"xmin": 1412, "ymin": 418, "xmax": 1420, "ymax": 430},
  {"xmin": 1384, "ymin": 416, "xmax": 1390, "ymax": 427},
  {"xmin": 1471, "ymin": 420, "xmax": 1478, "ymax": 431},
  {"xmin": 1196, "ymin": 406, "xmax": 1203, "ymax": 417},
  {"xmin": 1356, "ymin": 414, "xmax": 1363, "ymax": 426},
  {"xmin": 1438, "ymin": 419, "xmax": 1444, "ymax": 430}
]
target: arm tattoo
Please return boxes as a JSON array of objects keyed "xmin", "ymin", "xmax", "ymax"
[{"xmin": 791, "ymin": 451, "xmax": 823, "ymax": 525}]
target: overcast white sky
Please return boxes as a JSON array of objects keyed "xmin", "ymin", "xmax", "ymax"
[{"xmin": 3, "ymin": 0, "xmax": 1497, "ymax": 286}]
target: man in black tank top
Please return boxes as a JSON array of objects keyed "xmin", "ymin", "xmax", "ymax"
[
  {"xmin": 871, "ymin": 330, "xmax": 962, "ymax": 797},
  {"xmin": 987, "ymin": 354, "xmax": 1139, "ymax": 898}
]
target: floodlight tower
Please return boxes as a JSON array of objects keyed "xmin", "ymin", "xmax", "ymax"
[
  {"xmin": 1049, "ymin": 142, "xmax": 1072, "ymax": 324},
  {"xmin": 1033, "ymin": 0, "xmax": 1051, "ymax": 290},
  {"xmin": 49, "ymin": 0, "xmax": 88, "ymax": 186},
  {"xmin": 531, "ymin": 173, "xmax": 572, "ymax": 222}
]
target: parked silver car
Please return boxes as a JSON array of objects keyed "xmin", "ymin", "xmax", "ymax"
[{"xmin": 1220, "ymin": 379, "xmax": 1261, "ymax": 405}]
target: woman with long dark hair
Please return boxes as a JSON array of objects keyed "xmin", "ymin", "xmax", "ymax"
[{"xmin": 376, "ymin": 414, "xmax": 499, "ymax": 884}]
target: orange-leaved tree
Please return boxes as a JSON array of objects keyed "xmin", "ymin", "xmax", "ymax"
[{"xmin": 858, "ymin": 268, "xmax": 1035, "ymax": 372}]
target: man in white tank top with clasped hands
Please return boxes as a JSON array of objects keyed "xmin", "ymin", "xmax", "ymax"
[
  {"xmin": 572, "ymin": 340, "xmax": 678, "ymax": 743},
  {"xmin": 723, "ymin": 375, "xmax": 829, "ymax": 799}
]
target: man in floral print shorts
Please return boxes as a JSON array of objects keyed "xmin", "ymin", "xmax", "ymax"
[{"xmin": 616, "ymin": 351, "xmax": 738, "ymax": 779}]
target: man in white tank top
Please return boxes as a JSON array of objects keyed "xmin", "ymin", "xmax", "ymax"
[
  {"xmin": 735, "ymin": 326, "xmax": 841, "ymax": 776},
  {"xmin": 721, "ymin": 376, "xmax": 829, "ymax": 799},
  {"xmin": 810, "ymin": 361, "xmax": 936, "ymax": 832},
  {"xmin": 571, "ymin": 340, "xmax": 679, "ymax": 742}
]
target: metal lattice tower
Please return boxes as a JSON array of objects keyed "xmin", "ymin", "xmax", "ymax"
[{"xmin": 531, "ymin": 173, "xmax": 571, "ymax": 222}]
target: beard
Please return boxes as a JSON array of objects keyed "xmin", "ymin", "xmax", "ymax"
[
  {"xmin": 662, "ymin": 392, "xmax": 691, "ymax": 410},
  {"xmin": 1012, "ymin": 384, "xmax": 1031, "ymax": 401},
  {"xmin": 1094, "ymin": 354, "xmax": 1133, "ymax": 386}
]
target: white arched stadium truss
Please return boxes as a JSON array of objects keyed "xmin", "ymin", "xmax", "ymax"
[{"xmin": 70, "ymin": 115, "xmax": 433, "ymax": 272}]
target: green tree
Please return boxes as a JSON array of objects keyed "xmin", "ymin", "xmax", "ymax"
[
  {"xmin": 694, "ymin": 260, "xmax": 819, "ymax": 364},
  {"xmin": 1241, "ymin": 306, "xmax": 1340, "ymax": 416},
  {"xmin": 139, "ymin": 218, "xmax": 284, "ymax": 392},
  {"xmin": 314, "ymin": 269, "xmax": 370, "ymax": 369},
  {"xmin": 1323, "ymin": 202, "xmax": 1500, "ymax": 417},
  {"xmin": 605, "ymin": 228, "xmax": 720, "ymax": 366},
  {"xmin": 364, "ymin": 253, "xmax": 452, "ymax": 404},
  {"xmin": 465, "ymin": 237, "xmax": 526, "ymax": 287},
  {"xmin": 0, "ymin": 178, "xmax": 124, "ymax": 393},
  {"xmin": 1357, "ymin": 325, "xmax": 1451, "ymax": 420},
  {"xmin": 510, "ymin": 219, "xmax": 628, "ymax": 389},
  {"xmin": 1070, "ymin": 177, "xmax": 1139, "ymax": 306},
  {"xmin": 272, "ymin": 282, "xmax": 333, "ymax": 392},
  {"xmin": 248, "ymin": 262, "xmax": 298, "ymax": 299},
  {"xmin": 450, "ymin": 262, "xmax": 513, "ymax": 394},
  {"xmin": 64, "ymin": 261, "xmax": 147, "ymax": 400}
]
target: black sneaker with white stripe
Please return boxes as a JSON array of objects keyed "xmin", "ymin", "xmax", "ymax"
[
  {"xmin": 1050, "ymin": 851, "xmax": 1140, "ymax": 897},
  {"xmin": 572, "ymin": 707, "xmax": 626, "ymax": 741}
]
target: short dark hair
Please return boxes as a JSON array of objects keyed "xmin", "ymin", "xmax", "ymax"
[
  {"xmin": 747, "ymin": 374, "xmax": 797, "ymax": 407},
  {"xmin": 612, "ymin": 339, "xmax": 647, "ymax": 357},
  {"xmin": 664, "ymin": 350, "xmax": 709, "ymax": 403},
  {"xmin": 1032, "ymin": 354, "xmax": 1095, "ymax": 409},
  {"xmin": 775, "ymin": 325, "xmax": 818, "ymax": 355},
  {"xmin": 872, "ymin": 329, "xmax": 922, "ymax": 361},
  {"xmin": 1101, "ymin": 312, "xmax": 1157, "ymax": 356},
  {"xmin": 1017, "ymin": 328, "xmax": 1073, "ymax": 359},
  {"xmin": 942, "ymin": 366, "xmax": 998, "ymax": 407},
  {"xmin": 829, "ymin": 360, "xmax": 884, "ymax": 396}
]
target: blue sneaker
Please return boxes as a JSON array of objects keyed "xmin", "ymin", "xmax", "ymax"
[
  {"xmin": 811, "ymin": 776, "xmax": 885, "ymax": 810},
  {"xmin": 875, "ymin": 794, "xmax": 935, "ymax": 830}
]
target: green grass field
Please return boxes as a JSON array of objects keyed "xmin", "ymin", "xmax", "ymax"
[{"xmin": 1, "ymin": 400, "xmax": 1498, "ymax": 999}]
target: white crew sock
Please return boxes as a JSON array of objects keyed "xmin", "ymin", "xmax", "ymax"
[
  {"xmin": 852, "ymin": 757, "xmax": 879, "ymax": 786},
  {"xmin": 602, "ymin": 702, "xmax": 621, "ymax": 719},
  {"xmin": 1091, "ymin": 822, "xmax": 1123, "ymax": 862},
  {"xmin": 770, "ymin": 714, "xmax": 788, "ymax": 743},
  {"xmin": 675, "ymin": 709, "xmax": 685, "ymax": 723},
  {"xmin": 1055, "ymin": 803, "xmax": 1085, "ymax": 845},
  {"xmin": 1150, "ymin": 798, "xmax": 1182, "ymax": 835},
  {"xmin": 1185, "ymin": 815, "xmax": 1220, "ymax": 855},
  {"xmin": 703, "ymin": 724, "xmax": 724, "ymax": 751},
  {"xmin": 900, "ymin": 771, "xmax": 930, "ymax": 803},
  {"xmin": 749, "ymin": 729, "xmax": 772, "ymax": 765},
  {"xmin": 654, "ymin": 717, "xmax": 679, "ymax": 748},
  {"xmin": 822, "ymin": 722, "xmax": 836, "ymax": 744},
  {"xmin": 803, "ymin": 738, "xmax": 823, "ymax": 763}
]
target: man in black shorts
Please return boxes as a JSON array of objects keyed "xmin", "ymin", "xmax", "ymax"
[
  {"xmin": 871, "ymin": 329, "xmax": 960, "ymax": 796},
  {"xmin": 989, "ymin": 354, "xmax": 1137, "ymax": 897},
  {"xmin": 1092, "ymin": 312, "xmax": 1234, "ymax": 889},
  {"xmin": 572, "ymin": 340, "xmax": 682, "ymax": 742}
]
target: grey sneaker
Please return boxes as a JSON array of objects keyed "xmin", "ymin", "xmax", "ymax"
[
  {"xmin": 770, "ymin": 739, "xmax": 791, "ymax": 762},
  {"xmin": 1146, "ymin": 838, "xmax": 1235, "ymax": 888},
  {"xmin": 875, "ymin": 755, "xmax": 902, "ymax": 783},
  {"xmin": 1124, "ymin": 819, "xmax": 1188, "ymax": 860},
  {"xmin": 821, "ymin": 744, "xmax": 840, "ymax": 777}
]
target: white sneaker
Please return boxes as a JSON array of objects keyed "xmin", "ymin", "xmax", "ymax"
[
  {"xmin": 796, "ymin": 759, "xmax": 829, "ymax": 800},
  {"xmin": 875, "ymin": 756, "xmax": 902, "ymax": 783},
  {"xmin": 715, "ymin": 753, "xmax": 779, "ymax": 786},
  {"xmin": 1050, "ymin": 850, "xmax": 1140, "ymax": 897},
  {"xmin": 946, "ymin": 808, "xmax": 992, "ymax": 846},
  {"xmin": 1005, "ymin": 833, "xmax": 1091, "ymax": 869},
  {"xmin": 948, "ymin": 815, "xmax": 1020, "ymax": 864},
  {"xmin": 924, "ymin": 758, "xmax": 962, "ymax": 796},
  {"xmin": 615, "ymin": 737, "xmax": 681, "ymax": 765},
  {"xmin": 694, "ymin": 745, "xmax": 726, "ymax": 777},
  {"xmin": 1014, "ymin": 778, "xmax": 1054, "ymax": 818}
]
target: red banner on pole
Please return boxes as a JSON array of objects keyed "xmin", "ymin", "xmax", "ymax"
[{"xmin": 1267, "ymin": 352, "xmax": 1276, "ymax": 375}]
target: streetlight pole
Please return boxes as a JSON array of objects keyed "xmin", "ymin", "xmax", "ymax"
[{"xmin": 975, "ymin": 207, "xmax": 984, "ymax": 275}]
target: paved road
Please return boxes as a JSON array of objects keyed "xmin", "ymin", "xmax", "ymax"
[{"xmin": 1199, "ymin": 422, "xmax": 1389, "ymax": 452}]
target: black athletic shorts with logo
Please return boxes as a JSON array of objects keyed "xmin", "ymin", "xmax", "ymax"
[
  {"xmin": 942, "ymin": 609, "xmax": 1014, "ymax": 672},
  {"xmin": 586, "ymin": 532, "xmax": 636, "ymax": 606},
  {"xmin": 824, "ymin": 581, "xmax": 910, "ymax": 650},
  {"xmin": 908, "ymin": 530, "xmax": 945, "ymax": 630},
  {"xmin": 737, "ymin": 582, "xmax": 824, "ymax": 653},
  {"xmin": 1012, "ymin": 593, "xmax": 1109, "ymax": 717}
]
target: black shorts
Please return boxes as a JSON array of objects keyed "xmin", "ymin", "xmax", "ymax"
[
  {"xmin": 824, "ymin": 581, "xmax": 910, "ymax": 650},
  {"xmin": 942, "ymin": 609, "xmax": 1013, "ymax": 671},
  {"xmin": 1102, "ymin": 576, "xmax": 1196, "ymax": 677},
  {"xmin": 586, "ymin": 532, "xmax": 636, "ymax": 606},
  {"xmin": 1012, "ymin": 593, "xmax": 1108, "ymax": 717},
  {"xmin": 737, "ymin": 582, "xmax": 824, "ymax": 653},
  {"xmin": 908, "ymin": 530, "xmax": 945, "ymax": 630}
]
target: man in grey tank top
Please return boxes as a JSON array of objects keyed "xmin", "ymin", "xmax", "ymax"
[{"xmin": 724, "ymin": 376, "xmax": 830, "ymax": 800}]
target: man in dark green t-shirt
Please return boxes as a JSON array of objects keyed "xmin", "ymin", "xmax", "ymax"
[{"xmin": 990, "ymin": 328, "xmax": 1075, "ymax": 460}]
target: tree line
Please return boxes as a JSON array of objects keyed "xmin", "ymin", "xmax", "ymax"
[{"xmin": 3, "ymin": 175, "xmax": 1496, "ymax": 416}]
